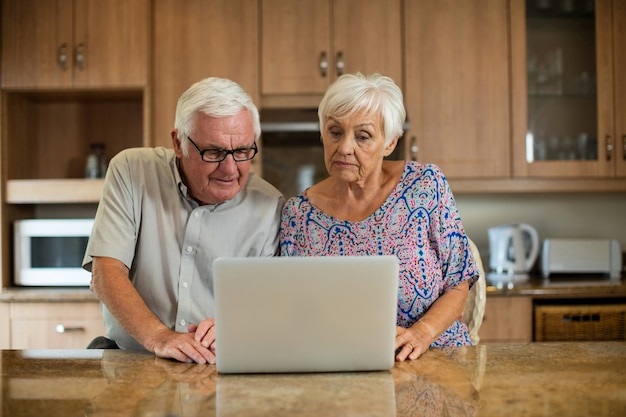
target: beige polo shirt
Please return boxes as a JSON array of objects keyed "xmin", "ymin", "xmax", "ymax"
[{"xmin": 83, "ymin": 147, "xmax": 284, "ymax": 350}]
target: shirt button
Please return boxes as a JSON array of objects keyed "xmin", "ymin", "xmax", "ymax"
[
  {"xmin": 186, "ymin": 246, "xmax": 193, "ymax": 253},
  {"xmin": 180, "ymin": 319, "xmax": 186, "ymax": 326},
  {"xmin": 194, "ymin": 212, "xmax": 200, "ymax": 218},
  {"xmin": 182, "ymin": 282, "xmax": 188, "ymax": 288}
]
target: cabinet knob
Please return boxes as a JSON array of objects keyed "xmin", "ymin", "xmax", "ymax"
[
  {"xmin": 58, "ymin": 43, "xmax": 68, "ymax": 70},
  {"xmin": 410, "ymin": 136, "xmax": 419, "ymax": 161},
  {"xmin": 336, "ymin": 51, "xmax": 344, "ymax": 76},
  {"xmin": 55, "ymin": 324, "xmax": 86, "ymax": 333},
  {"xmin": 75, "ymin": 43, "xmax": 85, "ymax": 70},
  {"xmin": 319, "ymin": 51, "xmax": 328, "ymax": 77},
  {"xmin": 606, "ymin": 135, "xmax": 613, "ymax": 161}
]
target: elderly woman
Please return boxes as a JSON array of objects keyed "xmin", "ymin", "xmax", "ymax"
[{"xmin": 279, "ymin": 73, "xmax": 478, "ymax": 361}]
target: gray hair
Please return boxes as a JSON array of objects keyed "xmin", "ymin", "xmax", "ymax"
[
  {"xmin": 174, "ymin": 77, "xmax": 260, "ymax": 157},
  {"xmin": 318, "ymin": 73, "xmax": 405, "ymax": 145}
]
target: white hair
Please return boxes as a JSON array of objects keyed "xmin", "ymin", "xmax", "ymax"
[
  {"xmin": 318, "ymin": 73, "xmax": 406, "ymax": 145},
  {"xmin": 174, "ymin": 77, "xmax": 260, "ymax": 157}
]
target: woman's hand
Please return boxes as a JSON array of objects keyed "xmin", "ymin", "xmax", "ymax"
[{"xmin": 395, "ymin": 321, "xmax": 434, "ymax": 361}]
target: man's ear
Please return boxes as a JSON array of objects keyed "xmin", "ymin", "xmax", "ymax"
[{"xmin": 172, "ymin": 130, "xmax": 183, "ymax": 157}]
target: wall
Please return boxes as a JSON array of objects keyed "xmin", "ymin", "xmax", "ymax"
[
  {"xmin": 456, "ymin": 193, "xmax": 626, "ymax": 271},
  {"xmin": 35, "ymin": 193, "xmax": 626, "ymax": 273}
]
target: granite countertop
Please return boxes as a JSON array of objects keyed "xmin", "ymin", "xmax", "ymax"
[
  {"xmin": 0, "ymin": 287, "xmax": 97, "ymax": 302},
  {"xmin": 486, "ymin": 274, "xmax": 626, "ymax": 298},
  {"xmin": 1, "ymin": 342, "xmax": 625, "ymax": 416}
]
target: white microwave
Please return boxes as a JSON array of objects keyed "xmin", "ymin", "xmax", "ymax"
[{"xmin": 14, "ymin": 219, "xmax": 94, "ymax": 286}]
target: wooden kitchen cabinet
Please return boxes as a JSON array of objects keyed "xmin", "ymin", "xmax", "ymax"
[
  {"xmin": 152, "ymin": 0, "xmax": 260, "ymax": 157},
  {"xmin": 0, "ymin": 0, "xmax": 150, "ymax": 288},
  {"xmin": 260, "ymin": 0, "xmax": 402, "ymax": 106},
  {"xmin": 478, "ymin": 296, "xmax": 533, "ymax": 344},
  {"xmin": 0, "ymin": 303, "xmax": 10, "ymax": 349},
  {"xmin": 511, "ymin": 0, "xmax": 626, "ymax": 179},
  {"xmin": 403, "ymin": 0, "xmax": 511, "ymax": 179},
  {"xmin": 9, "ymin": 302, "xmax": 105, "ymax": 349},
  {"xmin": 1, "ymin": 0, "xmax": 149, "ymax": 89}
]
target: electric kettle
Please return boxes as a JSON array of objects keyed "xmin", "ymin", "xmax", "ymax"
[{"xmin": 487, "ymin": 223, "xmax": 539, "ymax": 282}]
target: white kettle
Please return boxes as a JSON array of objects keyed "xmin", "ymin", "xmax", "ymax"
[{"xmin": 488, "ymin": 223, "xmax": 539, "ymax": 280}]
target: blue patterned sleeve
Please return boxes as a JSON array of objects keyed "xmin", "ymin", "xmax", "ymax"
[{"xmin": 426, "ymin": 165, "xmax": 478, "ymax": 290}]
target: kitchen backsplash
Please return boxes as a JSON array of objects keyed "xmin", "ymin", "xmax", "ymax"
[{"xmin": 455, "ymin": 192, "xmax": 626, "ymax": 272}]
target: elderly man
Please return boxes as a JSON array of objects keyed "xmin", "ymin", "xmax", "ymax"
[{"xmin": 83, "ymin": 77, "xmax": 284, "ymax": 364}]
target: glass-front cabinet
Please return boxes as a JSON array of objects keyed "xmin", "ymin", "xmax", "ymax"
[{"xmin": 511, "ymin": 0, "xmax": 626, "ymax": 178}]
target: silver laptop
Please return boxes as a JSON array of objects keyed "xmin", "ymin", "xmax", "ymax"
[{"xmin": 213, "ymin": 256, "xmax": 399, "ymax": 374}]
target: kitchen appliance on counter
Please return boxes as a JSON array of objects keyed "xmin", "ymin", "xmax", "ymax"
[
  {"xmin": 542, "ymin": 238, "xmax": 622, "ymax": 280},
  {"xmin": 14, "ymin": 218, "xmax": 94, "ymax": 286},
  {"xmin": 487, "ymin": 223, "xmax": 540, "ymax": 284}
]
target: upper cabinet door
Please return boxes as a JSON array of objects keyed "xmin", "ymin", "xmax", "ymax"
[
  {"xmin": 1, "ymin": 0, "xmax": 74, "ymax": 88},
  {"xmin": 404, "ymin": 0, "xmax": 511, "ymax": 178},
  {"xmin": 332, "ymin": 0, "xmax": 402, "ymax": 86},
  {"xmin": 1, "ymin": 0, "xmax": 148, "ymax": 89},
  {"xmin": 613, "ymin": 0, "xmax": 626, "ymax": 177},
  {"xmin": 152, "ymin": 0, "xmax": 259, "ymax": 148},
  {"xmin": 261, "ymin": 0, "xmax": 402, "ymax": 98},
  {"xmin": 511, "ymin": 0, "xmax": 623, "ymax": 178},
  {"xmin": 261, "ymin": 0, "xmax": 331, "ymax": 95},
  {"xmin": 73, "ymin": 0, "xmax": 149, "ymax": 88}
]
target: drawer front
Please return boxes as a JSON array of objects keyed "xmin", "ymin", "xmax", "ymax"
[{"xmin": 10, "ymin": 302, "xmax": 105, "ymax": 349}]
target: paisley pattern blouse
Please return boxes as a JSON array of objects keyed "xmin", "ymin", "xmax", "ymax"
[{"xmin": 280, "ymin": 161, "xmax": 478, "ymax": 346}]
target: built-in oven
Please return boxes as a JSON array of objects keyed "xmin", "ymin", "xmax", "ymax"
[{"xmin": 259, "ymin": 108, "xmax": 405, "ymax": 199}]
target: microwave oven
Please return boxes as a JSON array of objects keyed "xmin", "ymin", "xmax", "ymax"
[{"xmin": 14, "ymin": 218, "xmax": 94, "ymax": 286}]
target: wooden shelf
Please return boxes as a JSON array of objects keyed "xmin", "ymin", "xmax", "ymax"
[
  {"xmin": 6, "ymin": 179, "xmax": 104, "ymax": 204},
  {"xmin": 449, "ymin": 178, "xmax": 626, "ymax": 194}
]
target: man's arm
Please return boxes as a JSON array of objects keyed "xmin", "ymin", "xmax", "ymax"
[{"xmin": 91, "ymin": 256, "xmax": 215, "ymax": 364}]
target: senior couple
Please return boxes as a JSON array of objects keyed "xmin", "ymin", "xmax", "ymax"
[{"xmin": 83, "ymin": 74, "xmax": 479, "ymax": 364}]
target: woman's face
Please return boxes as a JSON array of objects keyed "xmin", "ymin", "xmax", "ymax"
[
  {"xmin": 172, "ymin": 110, "xmax": 255, "ymax": 205},
  {"xmin": 321, "ymin": 109, "xmax": 398, "ymax": 185}
]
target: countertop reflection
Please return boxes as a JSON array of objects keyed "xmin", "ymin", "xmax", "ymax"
[{"xmin": 2, "ymin": 342, "xmax": 625, "ymax": 416}]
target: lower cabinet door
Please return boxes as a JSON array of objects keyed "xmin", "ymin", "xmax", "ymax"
[
  {"xmin": 478, "ymin": 296, "xmax": 533, "ymax": 344},
  {"xmin": 10, "ymin": 302, "xmax": 105, "ymax": 349}
]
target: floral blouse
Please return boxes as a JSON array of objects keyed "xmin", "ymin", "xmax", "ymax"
[{"xmin": 280, "ymin": 161, "xmax": 478, "ymax": 346}]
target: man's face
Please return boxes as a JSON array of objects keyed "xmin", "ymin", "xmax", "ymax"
[{"xmin": 172, "ymin": 110, "xmax": 255, "ymax": 205}]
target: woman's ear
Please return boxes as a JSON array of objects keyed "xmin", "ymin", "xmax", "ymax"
[{"xmin": 383, "ymin": 136, "xmax": 399, "ymax": 157}]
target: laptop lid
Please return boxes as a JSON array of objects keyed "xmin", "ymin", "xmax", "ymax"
[{"xmin": 213, "ymin": 256, "xmax": 399, "ymax": 374}]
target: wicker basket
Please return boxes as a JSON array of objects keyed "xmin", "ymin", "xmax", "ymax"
[{"xmin": 534, "ymin": 304, "xmax": 626, "ymax": 342}]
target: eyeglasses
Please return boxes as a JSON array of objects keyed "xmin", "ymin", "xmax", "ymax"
[{"xmin": 187, "ymin": 136, "xmax": 258, "ymax": 163}]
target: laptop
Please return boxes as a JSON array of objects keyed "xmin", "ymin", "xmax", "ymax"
[{"xmin": 213, "ymin": 256, "xmax": 399, "ymax": 374}]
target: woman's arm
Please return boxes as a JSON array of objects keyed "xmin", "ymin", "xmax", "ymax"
[{"xmin": 395, "ymin": 280, "xmax": 469, "ymax": 361}]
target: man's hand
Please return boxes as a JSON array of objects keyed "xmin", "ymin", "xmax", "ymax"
[
  {"xmin": 188, "ymin": 318, "xmax": 216, "ymax": 354},
  {"xmin": 150, "ymin": 327, "xmax": 216, "ymax": 365}
]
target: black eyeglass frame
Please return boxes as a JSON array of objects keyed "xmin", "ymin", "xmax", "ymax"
[{"xmin": 186, "ymin": 136, "xmax": 258, "ymax": 163}]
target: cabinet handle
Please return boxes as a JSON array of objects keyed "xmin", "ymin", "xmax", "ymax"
[
  {"xmin": 75, "ymin": 43, "xmax": 85, "ymax": 70},
  {"xmin": 336, "ymin": 51, "xmax": 344, "ymax": 76},
  {"xmin": 606, "ymin": 135, "xmax": 613, "ymax": 161},
  {"xmin": 55, "ymin": 324, "xmax": 86, "ymax": 333},
  {"xmin": 622, "ymin": 135, "xmax": 626, "ymax": 161},
  {"xmin": 58, "ymin": 43, "xmax": 68, "ymax": 70},
  {"xmin": 319, "ymin": 51, "xmax": 328, "ymax": 77},
  {"xmin": 410, "ymin": 136, "xmax": 419, "ymax": 161}
]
